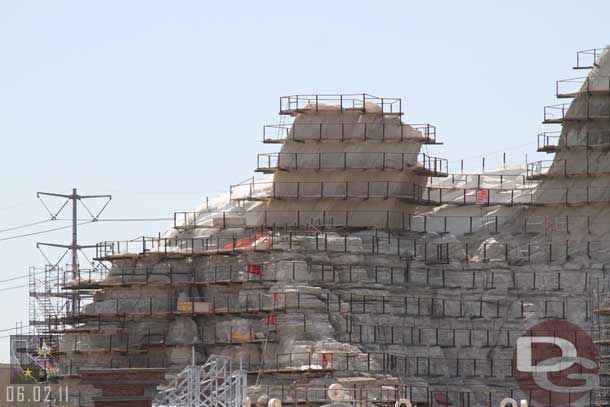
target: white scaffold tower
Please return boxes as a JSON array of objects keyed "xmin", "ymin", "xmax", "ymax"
[{"xmin": 154, "ymin": 351, "xmax": 248, "ymax": 407}]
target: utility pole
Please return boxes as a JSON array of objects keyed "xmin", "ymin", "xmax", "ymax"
[{"xmin": 37, "ymin": 188, "xmax": 111, "ymax": 315}]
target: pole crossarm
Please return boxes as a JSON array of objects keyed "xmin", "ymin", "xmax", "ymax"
[
  {"xmin": 37, "ymin": 243, "xmax": 97, "ymax": 250},
  {"xmin": 35, "ymin": 188, "xmax": 112, "ymax": 316}
]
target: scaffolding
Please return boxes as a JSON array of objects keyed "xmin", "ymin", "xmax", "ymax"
[
  {"xmin": 154, "ymin": 354, "xmax": 248, "ymax": 407},
  {"xmin": 537, "ymin": 129, "xmax": 610, "ymax": 152},
  {"xmin": 574, "ymin": 48, "xmax": 605, "ymax": 70},
  {"xmin": 27, "ymin": 75, "xmax": 610, "ymax": 406},
  {"xmin": 29, "ymin": 265, "xmax": 68, "ymax": 335},
  {"xmin": 262, "ymin": 122, "xmax": 440, "ymax": 144},
  {"xmin": 556, "ymin": 75, "xmax": 610, "ymax": 98},
  {"xmin": 594, "ymin": 288, "xmax": 610, "ymax": 405},
  {"xmin": 255, "ymin": 152, "xmax": 446, "ymax": 173},
  {"xmin": 543, "ymin": 101, "xmax": 610, "ymax": 123},
  {"xmin": 279, "ymin": 94, "xmax": 402, "ymax": 116}
]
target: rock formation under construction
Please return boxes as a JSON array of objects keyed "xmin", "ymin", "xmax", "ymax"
[{"xmin": 28, "ymin": 46, "xmax": 610, "ymax": 407}]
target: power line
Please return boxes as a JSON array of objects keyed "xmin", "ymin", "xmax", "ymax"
[
  {"xmin": 0, "ymin": 274, "xmax": 29, "ymax": 284},
  {"xmin": 0, "ymin": 221, "xmax": 93, "ymax": 242},
  {"xmin": 0, "ymin": 219, "xmax": 54, "ymax": 234},
  {"xmin": 0, "ymin": 201, "xmax": 31, "ymax": 211},
  {"xmin": 0, "ymin": 326, "xmax": 26, "ymax": 333},
  {"xmin": 98, "ymin": 217, "xmax": 172, "ymax": 222},
  {"xmin": 0, "ymin": 268, "xmax": 61, "ymax": 285},
  {"xmin": 55, "ymin": 217, "xmax": 173, "ymax": 222},
  {"xmin": 0, "ymin": 283, "xmax": 29, "ymax": 292}
]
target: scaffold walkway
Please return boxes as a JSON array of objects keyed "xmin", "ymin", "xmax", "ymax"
[
  {"xmin": 279, "ymin": 94, "xmax": 403, "ymax": 116},
  {"xmin": 262, "ymin": 122, "xmax": 441, "ymax": 144}
]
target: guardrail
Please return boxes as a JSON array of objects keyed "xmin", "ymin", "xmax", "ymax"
[
  {"xmin": 574, "ymin": 48, "xmax": 605, "ymax": 69},
  {"xmin": 56, "ymin": 361, "xmax": 603, "ymax": 406},
  {"xmin": 93, "ymin": 233, "xmax": 610, "ymax": 264},
  {"xmin": 256, "ymin": 152, "xmax": 418, "ymax": 172},
  {"xmin": 544, "ymin": 101, "xmax": 610, "ymax": 123},
  {"xmin": 59, "ymin": 351, "xmax": 514, "ymax": 378},
  {"xmin": 254, "ymin": 383, "xmax": 596, "ymax": 407},
  {"xmin": 280, "ymin": 94, "xmax": 402, "ymax": 116},
  {"xmin": 55, "ymin": 293, "xmax": 290, "ymax": 319},
  {"xmin": 49, "ymin": 290, "xmax": 587, "ymax": 320},
  {"xmin": 318, "ymin": 293, "xmax": 584, "ymax": 320},
  {"xmin": 417, "ymin": 153, "xmax": 448, "ymax": 176},
  {"xmin": 543, "ymin": 103, "xmax": 570, "ymax": 123},
  {"xmin": 526, "ymin": 160, "xmax": 556, "ymax": 179},
  {"xmin": 427, "ymin": 173, "xmax": 531, "ymax": 188},
  {"xmin": 255, "ymin": 152, "xmax": 447, "ymax": 175},
  {"xmin": 537, "ymin": 129, "xmax": 610, "ymax": 151},
  {"xmin": 30, "ymin": 267, "xmax": 109, "ymax": 291},
  {"xmin": 262, "ymin": 122, "xmax": 439, "ymax": 144},
  {"xmin": 61, "ymin": 258, "xmax": 593, "ymax": 294},
  {"xmin": 537, "ymin": 132, "xmax": 560, "ymax": 152},
  {"xmin": 243, "ymin": 351, "xmax": 536, "ymax": 379},
  {"xmin": 230, "ymin": 179, "xmax": 610, "ymax": 205},
  {"xmin": 174, "ymin": 211, "xmax": 605, "ymax": 236},
  {"xmin": 57, "ymin": 357, "xmax": 167, "ymax": 376},
  {"xmin": 62, "ymin": 258, "xmax": 592, "ymax": 294},
  {"xmin": 63, "ymin": 263, "xmax": 274, "ymax": 288},
  {"xmin": 60, "ymin": 325, "xmax": 277, "ymax": 352},
  {"xmin": 339, "ymin": 324, "xmax": 593, "ymax": 348},
  {"xmin": 311, "ymin": 263, "xmax": 582, "ymax": 292},
  {"xmin": 556, "ymin": 76, "xmax": 610, "ymax": 98},
  {"xmin": 527, "ymin": 158, "xmax": 610, "ymax": 178}
]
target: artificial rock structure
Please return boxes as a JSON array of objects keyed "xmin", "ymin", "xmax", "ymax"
[{"xmin": 29, "ymin": 47, "xmax": 610, "ymax": 407}]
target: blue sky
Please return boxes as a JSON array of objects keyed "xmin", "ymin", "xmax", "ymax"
[{"xmin": 0, "ymin": 0, "xmax": 607, "ymax": 361}]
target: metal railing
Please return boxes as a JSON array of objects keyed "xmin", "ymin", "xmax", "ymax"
[
  {"xmin": 527, "ymin": 158, "xmax": 610, "ymax": 178},
  {"xmin": 556, "ymin": 76, "xmax": 610, "ymax": 98},
  {"xmin": 339, "ymin": 324, "xmax": 594, "ymax": 348},
  {"xmin": 243, "ymin": 351, "xmax": 533, "ymax": 379},
  {"xmin": 574, "ymin": 48, "xmax": 605, "ymax": 69},
  {"xmin": 426, "ymin": 173, "xmax": 531, "ymax": 189},
  {"xmin": 310, "ymin": 263, "xmax": 585, "ymax": 292},
  {"xmin": 59, "ymin": 257, "xmax": 596, "ymax": 294},
  {"xmin": 47, "ymin": 293, "xmax": 290, "ymax": 319},
  {"xmin": 280, "ymin": 94, "xmax": 402, "ymax": 116},
  {"xmin": 417, "ymin": 153, "xmax": 448, "ymax": 176},
  {"xmin": 93, "ymin": 233, "xmax": 610, "ymax": 264},
  {"xmin": 537, "ymin": 131, "xmax": 560, "ymax": 152},
  {"xmin": 253, "ymin": 383, "xmax": 598, "ymax": 407},
  {"xmin": 230, "ymin": 179, "xmax": 610, "ymax": 206},
  {"xmin": 48, "ymin": 290, "xmax": 587, "ymax": 320},
  {"xmin": 262, "ymin": 122, "xmax": 439, "ymax": 144},
  {"xmin": 63, "ymin": 263, "xmax": 274, "ymax": 288},
  {"xmin": 537, "ymin": 129, "xmax": 610, "ymax": 150},
  {"xmin": 173, "ymin": 211, "xmax": 607, "ymax": 236},
  {"xmin": 543, "ymin": 103, "xmax": 571, "ymax": 123},
  {"xmin": 256, "ymin": 152, "xmax": 422, "ymax": 172},
  {"xmin": 318, "ymin": 293, "xmax": 584, "ymax": 320},
  {"xmin": 57, "ymin": 357, "xmax": 167, "ymax": 376},
  {"xmin": 60, "ymin": 326, "xmax": 276, "ymax": 352},
  {"xmin": 526, "ymin": 160, "xmax": 556, "ymax": 179},
  {"xmin": 544, "ymin": 101, "xmax": 610, "ymax": 123}
]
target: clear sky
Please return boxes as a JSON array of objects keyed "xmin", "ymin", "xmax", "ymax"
[{"xmin": 0, "ymin": 0, "xmax": 607, "ymax": 361}]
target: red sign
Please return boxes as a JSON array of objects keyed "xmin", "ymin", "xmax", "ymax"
[
  {"xmin": 247, "ymin": 264, "xmax": 262, "ymax": 275},
  {"xmin": 477, "ymin": 189, "xmax": 488, "ymax": 205}
]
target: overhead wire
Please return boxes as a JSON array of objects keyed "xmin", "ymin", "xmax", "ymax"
[
  {"xmin": 0, "ymin": 219, "xmax": 54, "ymax": 234},
  {"xmin": 0, "ymin": 283, "xmax": 29, "ymax": 292},
  {"xmin": 0, "ymin": 221, "xmax": 93, "ymax": 242}
]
